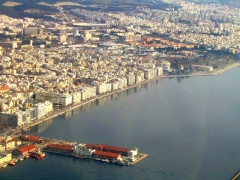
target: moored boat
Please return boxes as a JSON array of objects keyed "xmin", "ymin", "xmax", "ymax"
[
  {"xmin": 8, "ymin": 161, "xmax": 16, "ymax": 166},
  {"xmin": 30, "ymin": 148, "xmax": 46, "ymax": 160},
  {"xmin": 30, "ymin": 152, "xmax": 46, "ymax": 160}
]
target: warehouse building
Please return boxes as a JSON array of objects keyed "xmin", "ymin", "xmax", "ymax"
[
  {"xmin": 13, "ymin": 144, "xmax": 36, "ymax": 156},
  {"xmin": 93, "ymin": 151, "xmax": 121, "ymax": 160},
  {"xmin": 21, "ymin": 135, "xmax": 42, "ymax": 143},
  {"xmin": 47, "ymin": 144, "xmax": 73, "ymax": 153},
  {"xmin": 103, "ymin": 145, "xmax": 129, "ymax": 156}
]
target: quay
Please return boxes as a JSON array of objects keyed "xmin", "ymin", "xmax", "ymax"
[
  {"xmin": 38, "ymin": 137, "xmax": 148, "ymax": 166},
  {"xmin": 130, "ymin": 153, "xmax": 149, "ymax": 165},
  {"xmin": 43, "ymin": 148, "xmax": 149, "ymax": 166},
  {"xmin": 0, "ymin": 135, "xmax": 148, "ymax": 168}
]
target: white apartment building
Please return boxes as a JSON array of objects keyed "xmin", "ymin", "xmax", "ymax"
[{"xmin": 0, "ymin": 153, "xmax": 12, "ymax": 164}]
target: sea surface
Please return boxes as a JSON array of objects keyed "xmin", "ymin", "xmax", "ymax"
[{"xmin": 1, "ymin": 68, "xmax": 240, "ymax": 180}]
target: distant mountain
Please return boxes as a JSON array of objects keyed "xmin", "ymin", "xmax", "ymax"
[
  {"xmin": 0, "ymin": 0, "xmax": 59, "ymax": 19},
  {"xmin": 1, "ymin": 0, "xmax": 238, "ymax": 19},
  {"xmin": 0, "ymin": 0, "xmax": 171, "ymax": 19}
]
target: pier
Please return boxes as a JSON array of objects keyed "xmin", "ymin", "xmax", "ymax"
[
  {"xmin": 5, "ymin": 135, "xmax": 148, "ymax": 167},
  {"xmin": 38, "ymin": 137, "xmax": 148, "ymax": 166},
  {"xmin": 0, "ymin": 135, "xmax": 148, "ymax": 169},
  {"xmin": 43, "ymin": 148, "xmax": 148, "ymax": 166}
]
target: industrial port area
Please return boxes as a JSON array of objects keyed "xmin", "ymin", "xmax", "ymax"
[{"xmin": 0, "ymin": 134, "xmax": 148, "ymax": 169}]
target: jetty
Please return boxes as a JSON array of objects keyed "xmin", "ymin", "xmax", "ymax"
[{"xmin": 15, "ymin": 135, "xmax": 148, "ymax": 166}]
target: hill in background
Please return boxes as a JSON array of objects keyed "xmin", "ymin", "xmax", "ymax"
[
  {"xmin": 0, "ymin": 0, "xmax": 171, "ymax": 19},
  {"xmin": 0, "ymin": 0, "xmax": 239, "ymax": 19}
]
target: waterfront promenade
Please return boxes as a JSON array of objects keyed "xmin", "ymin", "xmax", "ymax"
[{"xmin": 2, "ymin": 62, "xmax": 240, "ymax": 137}]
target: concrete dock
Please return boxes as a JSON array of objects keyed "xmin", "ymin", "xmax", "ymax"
[
  {"xmin": 32, "ymin": 137, "xmax": 148, "ymax": 166},
  {"xmin": 43, "ymin": 148, "xmax": 148, "ymax": 166},
  {"xmin": 130, "ymin": 153, "xmax": 149, "ymax": 165}
]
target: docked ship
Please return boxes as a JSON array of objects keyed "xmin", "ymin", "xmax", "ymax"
[{"xmin": 30, "ymin": 149, "xmax": 46, "ymax": 160}]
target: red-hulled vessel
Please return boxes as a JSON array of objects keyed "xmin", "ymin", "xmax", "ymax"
[{"xmin": 30, "ymin": 149, "xmax": 46, "ymax": 160}]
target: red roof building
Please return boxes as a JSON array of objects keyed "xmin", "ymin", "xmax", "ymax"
[
  {"xmin": 21, "ymin": 135, "xmax": 41, "ymax": 143},
  {"xmin": 103, "ymin": 145, "xmax": 128, "ymax": 156},
  {"xmin": 94, "ymin": 144, "xmax": 106, "ymax": 151},
  {"xmin": 85, "ymin": 144, "xmax": 95, "ymax": 149},
  {"xmin": 0, "ymin": 85, "xmax": 9, "ymax": 93},
  {"xmin": 14, "ymin": 144, "xmax": 36, "ymax": 156},
  {"xmin": 93, "ymin": 151, "xmax": 121, "ymax": 160},
  {"xmin": 85, "ymin": 144, "xmax": 106, "ymax": 151},
  {"xmin": 47, "ymin": 144, "xmax": 73, "ymax": 153}
]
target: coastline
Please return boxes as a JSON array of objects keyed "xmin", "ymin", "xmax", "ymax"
[
  {"xmin": 162, "ymin": 62, "xmax": 240, "ymax": 78},
  {"xmin": 6, "ymin": 62, "xmax": 240, "ymax": 136}
]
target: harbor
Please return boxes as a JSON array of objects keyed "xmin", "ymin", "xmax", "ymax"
[
  {"xmin": 0, "ymin": 134, "xmax": 148, "ymax": 169},
  {"xmin": 1, "ymin": 68, "xmax": 240, "ymax": 179},
  {"xmin": 41, "ymin": 136, "xmax": 149, "ymax": 166}
]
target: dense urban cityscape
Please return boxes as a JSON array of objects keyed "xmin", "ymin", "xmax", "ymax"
[{"xmin": 0, "ymin": 0, "xmax": 240, "ymax": 178}]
